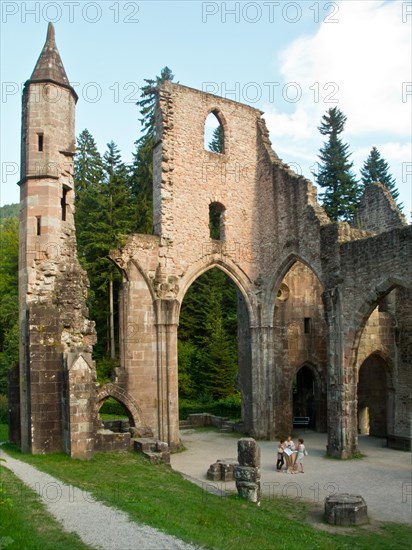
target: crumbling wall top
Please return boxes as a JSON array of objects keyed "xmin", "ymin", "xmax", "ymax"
[{"xmin": 353, "ymin": 182, "xmax": 406, "ymax": 234}]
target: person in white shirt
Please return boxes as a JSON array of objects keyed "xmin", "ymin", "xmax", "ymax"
[{"xmin": 294, "ymin": 438, "xmax": 306, "ymax": 473}]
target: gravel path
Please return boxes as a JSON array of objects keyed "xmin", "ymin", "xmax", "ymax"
[{"xmin": 0, "ymin": 449, "xmax": 197, "ymax": 550}]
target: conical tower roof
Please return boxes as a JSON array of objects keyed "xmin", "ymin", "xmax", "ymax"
[{"xmin": 29, "ymin": 23, "xmax": 76, "ymax": 98}]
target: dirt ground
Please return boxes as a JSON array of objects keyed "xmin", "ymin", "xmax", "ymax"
[{"xmin": 171, "ymin": 429, "xmax": 412, "ymax": 525}]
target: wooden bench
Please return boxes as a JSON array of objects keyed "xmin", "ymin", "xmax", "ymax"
[{"xmin": 293, "ymin": 416, "xmax": 310, "ymax": 429}]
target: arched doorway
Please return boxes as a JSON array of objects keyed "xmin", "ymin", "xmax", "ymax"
[
  {"xmin": 98, "ymin": 397, "xmax": 133, "ymax": 433},
  {"xmin": 357, "ymin": 354, "xmax": 389, "ymax": 437},
  {"xmin": 178, "ymin": 266, "xmax": 251, "ymax": 428},
  {"xmin": 293, "ymin": 365, "xmax": 317, "ymax": 430},
  {"xmin": 273, "ymin": 259, "xmax": 327, "ymax": 436}
]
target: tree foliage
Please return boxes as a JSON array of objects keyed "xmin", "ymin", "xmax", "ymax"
[
  {"xmin": 178, "ymin": 269, "xmax": 238, "ymax": 401},
  {"xmin": 0, "ymin": 216, "xmax": 19, "ymax": 393},
  {"xmin": 75, "ymin": 136, "xmax": 134, "ymax": 360},
  {"xmin": 208, "ymin": 125, "xmax": 223, "ymax": 154},
  {"xmin": 360, "ymin": 146, "xmax": 402, "ymax": 209},
  {"xmin": 129, "ymin": 67, "xmax": 175, "ymax": 234},
  {"xmin": 315, "ymin": 107, "xmax": 360, "ymax": 222}
]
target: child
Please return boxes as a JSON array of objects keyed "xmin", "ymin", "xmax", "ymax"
[
  {"xmin": 294, "ymin": 438, "xmax": 306, "ymax": 473},
  {"xmin": 276, "ymin": 440, "xmax": 285, "ymax": 471}
]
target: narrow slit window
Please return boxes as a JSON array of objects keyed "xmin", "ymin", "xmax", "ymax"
[
  {"xmin": 209, "ymin": 202, "xmax": 225, "ymax": 240},
  {"xmin": 38, "ymin": 134, "xmax": 44, "ymax": 152},
  {"xmin": 61, "ymin": 187, "xmax": 68, "ymax": 221},
  {"xmin": 304, "ymin": 317, "xmax": 311, "ymax": 334},
  {"xmin": 36, "ymin": 216, "xmax": 41, "ymax": 236},
  {"xmin": 204, "ymin": 112, "xmax": 224, "ymax": 153}
]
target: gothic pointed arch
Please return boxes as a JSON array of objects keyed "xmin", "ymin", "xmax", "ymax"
[
  {"xmin": 96, "ymin": 383, "xmax": 145, "ymax": 427},
  {"xmin": 204, "ymin": 108, "xmax": 227, "ymax": 154}
]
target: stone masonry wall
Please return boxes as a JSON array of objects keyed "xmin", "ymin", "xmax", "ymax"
[
  {"xmin": 114, "ymin": 82, "xmax": 411, "ymax": 453},
  {"xmin": 18, "ymin": 73, "xmax": 96, "ymax": 455},
  {"xmin": 353, "ymin": 183, "xmax": 406, "ymax": 234},
  {"xmin": 273, "ymin": 261, "xmax": 327, "ymax": 436}
]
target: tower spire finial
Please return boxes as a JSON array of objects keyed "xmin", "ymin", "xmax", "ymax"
[
  {"xmin": 46, "ymin": 22, "xmax": 56, "ymax": 45},
  {"xmin": 29, "ymin": 23, "xmax": 73, "ymax": 92}
]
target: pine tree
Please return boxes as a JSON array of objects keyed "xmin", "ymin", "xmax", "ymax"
[
  {"xmin": 129, "ymin": 67, "xmax": 175, "ymax": 234},
  {"xmin": 315, "ymin": 107, "xmax": 360, "ymax": 222},
  {"xmin": 138, "ymin": 66, "xmax": 175, "ymax": 139},
  {"xmin": 360, "ymin": 146, "xmax": 402, "ymax": 209},
  {"xmin": 74, "ymin": 129, "xmax": 104, "ymax": 196},
  {"xmin": 75, "ymin": 138, "xmax": 133, "ymax": 362},
  {"xmin": 178, "ymin": 268, "xmax": 238, "ymax": 400},
  {"xmin": 209, "ymin": 125, "xmax": 223, "ymax": 153}
]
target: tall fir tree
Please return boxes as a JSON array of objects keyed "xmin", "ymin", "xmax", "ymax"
[
  {"xmin": 360, "ymin": 146, "xmax": 402, "ymax": 209},
  {"xmin": 178, "ymin": 269, "xmax": 238, "ymax": 400},
  {"xmin": 129, "ymin": 67, "xmax": 175, "ymax": 234},
  {"xmin": 75, "ymin": 136, "xmax": 134, "ymax": 364},
  {"xmin": 315, "ymin": 107, "xmax": 360, "ymax": 222},
  {"xmin": 208, "ymin": 125, "xmax": 223, "ymax": 153},
  {"xmin": 74, "ymin": 129, "xmax": 104, "ymax": 197}
]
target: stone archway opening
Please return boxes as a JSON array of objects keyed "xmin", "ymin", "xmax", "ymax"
[
  {"xmin": 273, "ymin": 259, "xmax": 328, "ymax": 436},
  {"xmin": 292, "ymin": 365, "xmax": 318, "ymax": 430},
  {"xmin": 357, "ymin": 354, "xmax": 389, "ymax": 437},
  {"xmin": 178, "ymin": 266, "xmax": 251, "ymax": 429},
  {"xmin": 97, "ymin": 396, "xmax": 135, "ymax": 433}
]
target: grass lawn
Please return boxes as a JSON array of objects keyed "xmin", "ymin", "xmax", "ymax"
[
  {"xmin": 1, "ymin": 424, "xmax": 411, "ymax": 550},
  {"xmin": 0, "ymin": 466, "xmax": 91, "ymax": 549}
]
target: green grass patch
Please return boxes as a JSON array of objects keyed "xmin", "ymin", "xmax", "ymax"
[
  {"xmin": 0, "ymin": 423, "xmax": 8, "ymax": 442},
  {"xmin": 0, "ymin": 466, "xmax": 91, "ymax": 549},
  {"xmin": 2, "ymin": 438, "xmax": 411, "ymax": 550}
]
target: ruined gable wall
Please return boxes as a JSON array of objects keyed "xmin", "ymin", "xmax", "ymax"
[
  {"xmin": 353, "ymin": 182, "xmax": 406, "ymax": 234},
  {"xmin": 153, "ymin": 82, "xmax": 271, "ymax": 291}
]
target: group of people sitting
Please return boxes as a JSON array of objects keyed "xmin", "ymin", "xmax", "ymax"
[{"xmin": 276, "ymin": 436, "xmax": 307, "ymax": 474}]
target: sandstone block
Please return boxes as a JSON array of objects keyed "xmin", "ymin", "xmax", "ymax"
[
  {"xmin": 237, "ymin": 438, "xmax": 260, "ymax": 468},
  {"xmin": 324, "ymin": 494, "xmax": 368, "ymax": 526}
]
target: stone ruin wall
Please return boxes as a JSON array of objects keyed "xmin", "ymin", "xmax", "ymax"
[
  {"xmin": 354, "ymin": 182, "xmax": 406, "ymax": 234},
  {"xmin": 272, "ymin": 262, "xmax": 328, "ymax": 436},
  {"xmin": 14, "ymin": 26, "xmax": 412, "ymax": 457}
]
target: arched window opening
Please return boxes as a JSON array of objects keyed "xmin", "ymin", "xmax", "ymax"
[
  {"xmin": 209, "ymin": 202, "xmax": 225, "ymax": 240},
  {"xmin": 98, "ymin": 397, "xmax": 133, "ymax": 432},
  {"xmin": 204, "ymin": 112, "xmax": 224, "ymax": 153}
]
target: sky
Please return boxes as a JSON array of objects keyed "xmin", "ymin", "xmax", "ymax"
[{"xmin": 1, "ymin": 0, "xmax": 411, "ymax": 219}]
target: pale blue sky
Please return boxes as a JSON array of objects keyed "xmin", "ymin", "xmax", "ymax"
[{"xmin": 1, "ymin": 1, "xmax": 411, "ymax": 219}]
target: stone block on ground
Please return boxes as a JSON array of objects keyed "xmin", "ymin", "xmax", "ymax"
[
  {"xmin": 133, "ymin": 437, "xmax": 156, "ymax": 453},
  {"xmin": 207, "ymin": 462, "xmax": 221, "ymax": 481},
  {"xmin": 236, "ymin": 481, "xmax": 261, "ymax": 504},
  {"xmin": 129, "ymin": 426, "xmax": 154, "ymax": 438},
  {"xmin": 134, "ymin": 438, "xmax": 170, "ymax": 465},
  {"xmin": 324, "ymin": 493, "xmax": 368, "ymax": 526},
  {"xmin": 206, "ymin": 458, "xmax": 238, "ymax": 481}
]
